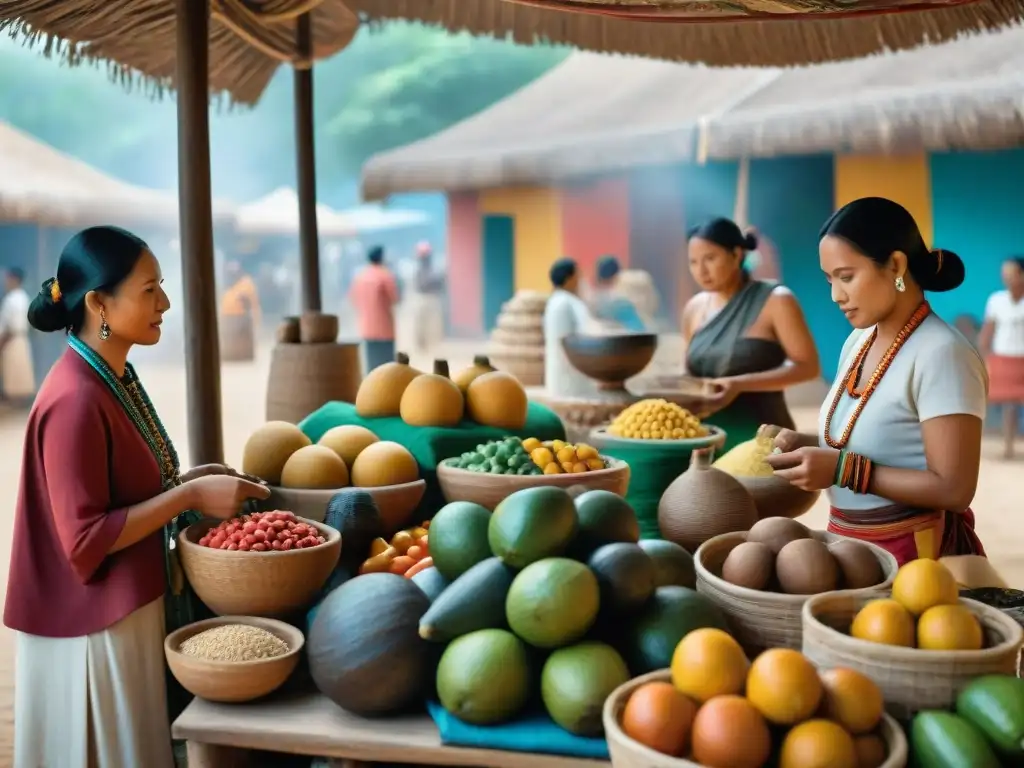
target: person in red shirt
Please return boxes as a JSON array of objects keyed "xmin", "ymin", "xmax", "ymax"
[
  {"xmin": 349, "ymin": 244, "xmax": 400, "ymax": 372},
  {"xmin": 5, "ymin": 226, "xmax": 269, "ymax": 768}
]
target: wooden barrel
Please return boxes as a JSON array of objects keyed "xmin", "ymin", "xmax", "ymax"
[
  {"xmin": 265, "ymin": 342, "xmax": 361, "ymax": 424},
  {"xmin": 219, "ymin": 313, "xmax": 255, "ymax": 363}
]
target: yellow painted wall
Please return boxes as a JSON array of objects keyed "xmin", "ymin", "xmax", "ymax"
[
  {"xmin": 834, "ymin": 153, "xmax": 933, "ymax": 246},
  {"xmin": 479, "ymin": 186, "xmax": 563, "ymax": 293}
]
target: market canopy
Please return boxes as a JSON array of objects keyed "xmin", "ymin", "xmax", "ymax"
[
  {"xmin": 0, "ymin": 120, "xmax": 236, "ymax": 226},
  {"xmin": 361, "ymin": 25, "xmax": 1024, "ymax": 198},
  {"xmin": 235, "ymin": 187, "xmax": 355, "ymax": 237},
  {"xmin": 0, "ymin": 0, "xmax": 358, "ymax": 104}
]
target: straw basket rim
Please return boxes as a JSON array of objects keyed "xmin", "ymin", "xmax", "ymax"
[
  {"xmin": 803, "ymin": 591, "xmax": 1024, "ymax": 664},
  {"xmin": 178, "ymin": 515, "xmax": 340, "ymax": 560},
  {"xmin": 602, "ymin": 668, "xmax": 908, "ymax": 768},
  {"xmin": 164, "ymin": 615, "xmax": 306, "ymax": 669},
  {"xmin": 695, "ymin": 530, "xmax": 899, "ymax": 605}
]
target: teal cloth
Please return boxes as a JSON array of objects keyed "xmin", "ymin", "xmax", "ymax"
[
  {"xmin": 299, "ymin": 401, "xmax": 566, "ymax": 515},
  {"xmin": 425, "ymin": 700, "xmax": 610, "ymax": 760}
]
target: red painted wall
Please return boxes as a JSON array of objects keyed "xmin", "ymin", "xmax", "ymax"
[
  {"xmin": 447, "ymin": 192, "xmax": 483, "ymax": 336},
  {"xmin": 560, "ymin": 177, "xmax": 631, "ymax": 281}
]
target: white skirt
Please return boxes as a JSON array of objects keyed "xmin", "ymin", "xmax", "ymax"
[
  {"xmin": 14, "ymin": 597, "xmax": 175, "ymax": 768},
  {"xmin": 1, "ymin": 335, "xmax": 34, "ymax": 398}
]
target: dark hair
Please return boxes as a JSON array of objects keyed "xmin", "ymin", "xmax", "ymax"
[
  {"xmin": 28, "ymin": 226, "xmax": 150, "ymax": 334},
  {"xmin": 1005, "ymin": 256, "xmax": 1024, "ymax": 272},
  {"xmin": 820, "ymin": 197, "xmax": 964, "ymax": 293},
  {"xmin": 367, "ymin": 246, "xmax": 384, "ymax": 265},
  {"xmin": 596, "ymin": 255, "xmax": 621, "ymax": 282},
  {"xmin": 549, "ymin": 258, "xmax": 577, "ymax": 288},
  {"xmin": 688, "ymin": 217, "xmax": 758, "ymax": 253},
  {"xmin": 6, "ymin": 267, "xmax": 24, "ymax": 284}
]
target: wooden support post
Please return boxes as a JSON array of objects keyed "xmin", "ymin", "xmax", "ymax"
[
  {"xmin": 294, "ymin": 13, "xmax": 322, "ymax": 313},
  {"xmin": 175, "ymin": 0, "xmax": 224, "ymax": 464}
]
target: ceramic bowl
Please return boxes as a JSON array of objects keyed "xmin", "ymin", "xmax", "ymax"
[{"xmin": 562, "ymin": 333, "xmax": 657, "ymax": 388}]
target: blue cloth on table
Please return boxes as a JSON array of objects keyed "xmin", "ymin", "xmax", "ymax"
[{"xmin": 425, "ymin": 699, "xmax": 609, "ymax": 760}]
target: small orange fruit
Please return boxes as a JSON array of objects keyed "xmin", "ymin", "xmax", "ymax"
[
  {"xmin": 819, "ymin": 667, "xmax": 884, "ymax": 735},
  {"xmin": 853, "ymin": 733, "xmax": 888, "ymax": 768},
  {"xmin": 691, "ymin": 695, "xmax": 771, "ymax": 768},
  {"xmin": 746, "ymin": 648, "xmax": 823, "ymax": 725},
  {"xmin": 850, "ymin": 599, "xmax": 916, "ymax": 647},
  {"xmin": 891, "ymin": 558, "xmax": 959, "ymax": 616},
  {"xmin": 671, "ymin": 628, "xmax": 749, "ymax": 703},
  {"xmin": 779, "ymin": 719, "xmax": 857, "ymax": 768},
  {"xmin": 917, "ymin": 604, "xmax": 983, "ymax": 651},
  {"xmin": 620, "ymin": 681, "xmax": 697, "ymax": 757}
]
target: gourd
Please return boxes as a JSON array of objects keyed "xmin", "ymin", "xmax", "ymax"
[
  {"xmin": 351, "ymin": 441, "xmax": 419, "ymax": 487},
  {"xmin": 318, "ymin": 425, "xmax": 379, "ymax": 468},
  {"xmin": 465, "ymin": 370, "xmax": 528, "ymax": 430},
  {"xmin": 280, "ymin": 444, "xmax": 350, "ymax": 489},
  {"xmin": 355, "ymin": 352, "xmax": 422, "ymax": 418},
  {"xmin": 242, "ymin": 421, "xmax": 312, "ymax": 484},
  {"xmin": 453, "ymin": 355, "xmax": 497, "ymax": 393},
  {"xmin": 399, "ymin": 360, "xmax": 465, "ymax": 428}
]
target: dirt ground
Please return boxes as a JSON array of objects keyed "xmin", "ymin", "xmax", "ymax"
[{"xmin": 0, "ymin": 338, "xmax": 1019, "ymax": 766}]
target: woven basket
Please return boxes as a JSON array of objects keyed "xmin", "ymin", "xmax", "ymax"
[
  {"xmin": 265, "ymin": 342, "xmax": 361, "ymax": 424},
  {"xmin": 802, "ymin": 591, "xmax": 1024, "ymax": 719},
  {"xmin": 219, "ymin": 313, "xmax": 255, "ymax": 363},
  {"xmin": 276, "ymin": 316, "xmax": 300, "ymax": 344},
  {"xmin": 695, "ymin": 531, "xmax": 898, "ymax": 656},
  {"xmin": 602, "ymin": 669, "xmax": 908, "ymax": 768},
  {"xmin": 299, "ymin": 312, "xmax": 339, "ymax": 344}
]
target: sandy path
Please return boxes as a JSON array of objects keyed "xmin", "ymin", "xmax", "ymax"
[{"xmin": 0, "ymin": 339, "xmax": 1018, "ymax": 766}]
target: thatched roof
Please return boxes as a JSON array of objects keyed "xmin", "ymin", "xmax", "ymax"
[
  {"xmin": 362, "ymin": 25, "xmax": 1024, "ymax": 198},
  {"xmin": 346, "ymin": 0, "xmax": 1024, "ymax": 68},
  {"xmin": 235, "ymin": 187, "xmax": 355, "ymax": 237},
  {"xmin": 0, "ymin": 1, "xmax": 358, "ymax": 105},
  {"xmin": 0, "ymin": 120, "xmax": 236, "ymax": 226}
]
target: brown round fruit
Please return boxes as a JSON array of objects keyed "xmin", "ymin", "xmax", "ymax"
[
  {"xmin": 620, "ymin": 681, "xmax": 698, "ymax": 757},
  {"xmin": 722, "ymin": 541, "xmax": 775, "ymax": 591},
  {"xmin": 853, "ymin": 733, "xmax": 888, "ymax": 768},
  {"xmin": 819, "ymin": 667, "xmax": 884, "ymax": 735},
  {"xmin": 775, "ymin": 538, "xmax": 839, "ymax": 595},
  {"xmin": 828, "ymin": 539, "xmax": 884, "ymax": 589},
  {"xmin": 690, "ymin": 695, "xmax": 771, "ymax": 768},
  {"xmin": 747, "ymin": 517, "xmax": 811, "ymax": 554}
]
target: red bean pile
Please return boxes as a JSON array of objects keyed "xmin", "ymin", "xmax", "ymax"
[{"xmin": 198, "ymin": 510, "xmax": 327, "ymax": 552}]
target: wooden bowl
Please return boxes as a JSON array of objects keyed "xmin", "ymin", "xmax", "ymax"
[
  {"xmin": 436, "ymin": 456, "xmax": 630, "ymax": 511},
  {"xmin": 261, "ymin": 479, "xmax": 426, "ymax": 532},
  {"xmin": 178, "ymin": 516, "xmax": 341, "ymax": 618},
  {"xmin": 164, "ymin": 616, "xmax": 304, "ymax": 703},
  {"xmin": 603, "ymin": 669, "xmax": 908, "ymax": 768},
  {"xmin": 299, "ymin": 312, "xmax": 339, "ymax": 344},
  {"xmin": 562, "ymin": 333, "xmax": 657, "ymax": 389}
]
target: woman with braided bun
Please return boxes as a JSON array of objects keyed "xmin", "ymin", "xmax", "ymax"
[
  {"xmin": 5, "ymin": 226, "xmax": 269, "ymax": 767},
  {"xmin": 765, "ymin": 197, "xmax": 987, "ymax": 565}
]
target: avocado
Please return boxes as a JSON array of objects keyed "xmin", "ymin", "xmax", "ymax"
[
  {"xmin": 419, "ymin": 557, "xmax": 515, "ymax": 642},
  {"xmin": 956, "ymin": 674, "xmax": 1024, "ymax": 758},
  {"xmin": 429, "ymin": 501, "xmax": 493, "ymax": 580},
  {"xmin": 911, "ymin": 711, "xmax": 1002, "ymax": 768},
  {"xmin": 410, "ymin": 566, "xmax": 450, "ymax": 603},
  {"xmin": 489, "ymin": 487, "xmax": 578, "ymax": 569},
  {"xmin": 506, "ymin": 558, "xmax": 599, "ymax": 649},
  {"xmin": 541, "ymin": 641, "xmax": 630, "ymax": 736},
  {"xmin": 569, "ymin": 490, "xmax": 640, "ymax": 559},
  {"xmin": 637, "ymin": 539, "xmax": 696, "ymax": 588},
  {"xmin": 619, "ymin": 585, "xmax": 727, "ymax": 674},
  {"xmin": 436, "ymin": 629, "xmax": 532, "ymax": 725},
  {"xmin": 587, "ymin": 543, "xmax": 656, "ymax": 616}
]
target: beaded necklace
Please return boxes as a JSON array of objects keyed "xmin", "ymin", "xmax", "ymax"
[{"xmin": 823, "ymin": 301, "xmax": 931, "ymax": 449}]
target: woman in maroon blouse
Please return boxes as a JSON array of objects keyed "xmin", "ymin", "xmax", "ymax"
[{"xmin": 5, "ymin": 226, "xmax": 270, "ymax": 768}]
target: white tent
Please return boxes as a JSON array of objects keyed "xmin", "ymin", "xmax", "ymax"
[{"xmin": 235, "ymin": 187, "xmax": 355, "ymax": 237}]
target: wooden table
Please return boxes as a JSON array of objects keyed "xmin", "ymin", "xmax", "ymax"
[{"xmin": 173, "ymin": 689, "xmax": 610, "ymax": 768}]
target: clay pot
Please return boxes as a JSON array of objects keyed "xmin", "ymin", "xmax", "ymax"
[
  {"xmin": 658, "ymin": 448, "xmax": 758, "ymax": 552},
  {"xmin": 277, "ymin": 316, "xmax": 300, "ymax": 344},
  {"xmin": 299, "ymin": 312, "xmax": 339, "ymax": 344}
]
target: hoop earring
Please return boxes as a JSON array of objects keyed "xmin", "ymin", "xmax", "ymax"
[
  {"xmin": 895, "ymin": 276, "xmax": 906, "ymax": 293},
  {"xmin": 99, "ymin": 311, "xmax": 111, "ymax": 341}
]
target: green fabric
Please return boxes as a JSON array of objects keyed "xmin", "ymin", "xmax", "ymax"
[
  {"xmin": 299, "ymin": 401, "xmax": 566, "ymax": 515},
  {"xmin": 597, "ymin": 441, "xmax": 704, "ymax": 541}
]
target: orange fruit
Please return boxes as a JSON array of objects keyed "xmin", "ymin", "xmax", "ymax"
[
  {"xmin": 620, "ymin": 681, "xmax": 697, "ymax": 757},
  {"xmin": 746, "ymin": 648, "xmax": 823, "ymax": 725},
  {"xmin": 853, "ymin": 733, "xmax": 888, "ymax": 768},
  {"xmin": 891, "ymin": 558, "xmax": 959, "ymax": 616},
  {"xmin": 671, "ymin": 628, "xmax": 749, "ymax": 703},
  {"xmin": 917, "ymin": 604, "xmax": 983, "ymax": 651},
  {"xmin": 850, "ymin": 599, "xmax": 916, "ymax": 647},
  {"xmin": 819, "ymin": 667, "xmax": 884, "ymax": 735},
  {"xmin": 779, "ymin": 719, "xmax": 857, "ymax": 768},
  {"xmin": 691, "ymin": 695, "xmax": 771, "ymax": 768}
]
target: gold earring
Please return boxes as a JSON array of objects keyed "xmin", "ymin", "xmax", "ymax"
[
  {"xmin": 99, "ymin": 310, "xmax": 111, "ymax": 341},
  {"xmin": 895, "ymin": 276, "xmax": 906, "ymax": 293}
]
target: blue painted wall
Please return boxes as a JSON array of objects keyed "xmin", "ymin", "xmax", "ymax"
[{"xmin": 680, "ymin": 161, "xmax": 740, "ymax": 230}]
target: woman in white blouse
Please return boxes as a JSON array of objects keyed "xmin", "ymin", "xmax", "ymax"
[{"xmin": 978, "ymin": 257, "xmax": 1024, "ymax": 459}]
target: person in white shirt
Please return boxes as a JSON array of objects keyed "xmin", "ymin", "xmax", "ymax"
[
  {"xmin": 0, "ymin": 267, "xmax": 35, "ymax": 405},
  {"xmin": 978, "ymin": 256, "xmax": 1024, "ymax": 458},
  {"xmin": 543, "ymin": 258, "xmax": 596, "ymax": 398}
]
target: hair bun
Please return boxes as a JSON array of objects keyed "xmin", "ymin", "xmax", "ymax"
[
  {"xmin": 913, "ymin": 248, "xmax": 965, "ymax": 293},
  {"xmin": 27, "ymin": 284, "xmax": 70, "ymax": 333},
  {"xmin": 743, "ymin": 232, "xmax": 759, "ymax": 251}
]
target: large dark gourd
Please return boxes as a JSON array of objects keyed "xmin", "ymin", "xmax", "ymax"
[
  {"xmin": 325, "ymin": 489, "xmax": 384, "ymax": 575},
  {"xmin": 308, "ymin": 573, "xmax": 432, "ymax": 716}
]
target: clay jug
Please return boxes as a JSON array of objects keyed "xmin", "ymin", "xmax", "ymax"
[{"xmin": 658, "ymin": 448, "xmax": 758, "ymax": 553}]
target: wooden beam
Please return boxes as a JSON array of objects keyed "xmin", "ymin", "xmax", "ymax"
[
  {"xmin": 175, "ymin": 0, "xmax": 224, "ymax": 464},
  {"xmin": 294, "ymin": 13, "xmax": 322, "ymax": 313}
]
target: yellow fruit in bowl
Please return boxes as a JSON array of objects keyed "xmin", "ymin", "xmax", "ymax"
[
  {"xmin": 531, "ymin": 447, "xmax": 554, "ymax": 467},
  {"xmin": 551, "ymin": 439, "xmax": 567, "ymax": 452},
  {"xmin": 916, "ymin": 604, "xmax": 983, "ymax": 651},
  {"xmin": 850, "ymin": 599, "xmax": 916, "ymax": 647},
  {"xmin": 521, "ymin": 437, "xmax": 542, "ymax": 453},
  {"xmin": 671, "ymin": 628, "xmax": 749, "ymax": 703},
  {"xmin": 543, "ymin": 462, "xmax": 562, "ymax": 475},
  {"xmin": 746, "ymin": 648, "xmax": 823, "ymax": 725},
  {"xmin": 818, "ymin": 667, "xmax": 884, "ymax": 735},
  {"xmin": 586, "ymin": 458, "xmax": 605, "ymax": 471},
  {"xmin": 556, "ymin": 446, "xmax": 577, "ymax": 464},
  {"xmin": 891, "ymin": 558, "xmax": 959, "ymax": 616},
  {"xmin": 571, "ymin": 462, "xmax": 589, "ymax": 474},
  {"xmin": 779, "ymin": 719, "xmax": 857, "ymax": 768},
  {"xmin": 576, "ymin": 444, "xmax": 598, "ymax": 460}
]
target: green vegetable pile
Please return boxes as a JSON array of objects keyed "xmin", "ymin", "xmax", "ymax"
[{"xmin": 452, "ymin": 438, "xmax": 542, "ymax": 476}]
